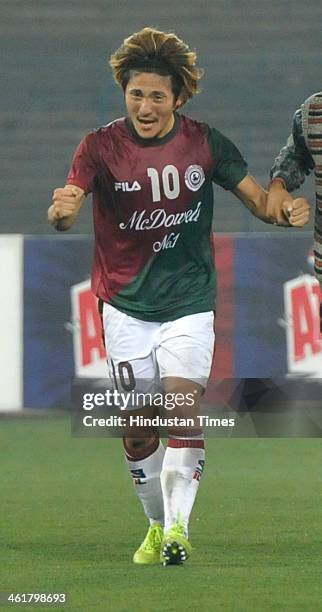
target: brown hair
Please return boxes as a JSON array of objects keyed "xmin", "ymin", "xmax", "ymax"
[{"xmin": 109, "ymin": 27, "xmax": 204, "ymax": 105}]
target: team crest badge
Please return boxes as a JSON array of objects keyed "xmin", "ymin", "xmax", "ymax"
[{"xmin": 184, "ymin": 165, "xmax": 205, "ymax": 191}]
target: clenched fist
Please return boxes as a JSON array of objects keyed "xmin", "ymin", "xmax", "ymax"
[
  {"xmin": 52, "ymin": 185, "xmax": 85, "ymax": 219},
  {"xmin": 267, "ymin": 179, "xmax": 310, "ymax": 227},
  {"xmin": 48, "ymin": 184, "xmax": 85, "ymax": 230},
  {"xmin": 282, "ymin": 197, "xmax": 310, "ymax": 228}
]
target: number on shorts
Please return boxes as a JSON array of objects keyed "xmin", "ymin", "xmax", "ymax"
[{"xmin": 111, "ymin": 360, "xmax": 136, "ymax": 391}]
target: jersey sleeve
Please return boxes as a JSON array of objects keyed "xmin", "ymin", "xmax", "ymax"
[
  {"xmin": 270, "ymin": 109, "xmax": 315, "ymax": 192},
  {"xmin": 66, "ymin": 132, "xmax": 98, "ymax": 195},
  {"xmin": 208, "ymin": 127, "xmax": 248, "ymax": 190}
]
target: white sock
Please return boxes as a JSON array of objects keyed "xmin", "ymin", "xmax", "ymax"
[
  {"xmin": 160, "ymin": 438, "xmax": 205, "ymax": 537},
  {"xmin": 124, "ymin": 438, "xmax": 165, "ymax": 526}
]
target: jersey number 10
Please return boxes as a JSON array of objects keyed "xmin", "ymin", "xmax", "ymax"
[{"xmin": 147, "ymin": 165, "xmax": 180, "ymax": 202}]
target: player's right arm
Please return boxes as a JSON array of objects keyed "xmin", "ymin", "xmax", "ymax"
[
  {"xmin": 48, "ymin": 184, "xmax": 86, "ymax": 231},
  {"xmin": 48, "ymin": 132, "xmax": 97, "ymax": 230}
]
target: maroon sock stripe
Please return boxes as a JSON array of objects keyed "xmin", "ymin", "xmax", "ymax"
[
  {"xmin": 168, "ymin": 438, "xmax": 205, "ymax": 449},
  {"xmin": 123, "ymin": 435, "xmax": 159, "ymax": 461}
]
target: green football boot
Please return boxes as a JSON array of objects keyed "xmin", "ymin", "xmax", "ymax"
[
  {"xmin": 161, "ymin": 521, "xmax": 192, "ymax": 566},
  {"xmin": 133, "ymin": 523, "xmax": 163, "ymax": 565}
]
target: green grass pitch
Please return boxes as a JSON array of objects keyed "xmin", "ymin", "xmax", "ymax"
[{"xmin": 1, "ymin": 417, "xmax": 321, "ymax": 611}]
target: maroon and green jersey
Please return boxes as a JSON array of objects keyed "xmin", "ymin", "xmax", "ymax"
[{"xmin": 66, "ymin": 113, "xmax": 247, "ymax": 321}]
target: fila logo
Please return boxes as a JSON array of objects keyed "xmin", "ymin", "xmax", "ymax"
[{"xmin": 114, "ymin": 181, "xmax": 141, "ymax": 192}]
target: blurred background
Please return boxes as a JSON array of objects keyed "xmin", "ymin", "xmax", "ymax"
[
  {"xmin": 0, "ymin": 1, "xmax": 321, "ymax": 410},
  {"xmin": 2, "ymin": 0, "xmax": 322, "ymax": 233}
]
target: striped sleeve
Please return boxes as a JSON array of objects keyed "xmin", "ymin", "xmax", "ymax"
[{"xmin": 304, "ymin": 93, "xmax": 322, "ymax": 288}]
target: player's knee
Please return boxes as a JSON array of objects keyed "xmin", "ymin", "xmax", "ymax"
[{"xmin": 123, "ymin": 436, "xmax": 155, "ymax": 452}]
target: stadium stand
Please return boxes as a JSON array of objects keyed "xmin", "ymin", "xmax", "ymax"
[{"xmin": 1, "ymin": 0, "xmax": 321, "ymax": 233}]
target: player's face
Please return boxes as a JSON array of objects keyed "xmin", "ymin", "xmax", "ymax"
[{"xmin": 125, "ymin": 72, "xmax": 180, "ymax": 139}]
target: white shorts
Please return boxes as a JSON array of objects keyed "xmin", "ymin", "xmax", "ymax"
[{"xmin": 102, "ymin": 303, "xmax": 215, "ymax": 402}]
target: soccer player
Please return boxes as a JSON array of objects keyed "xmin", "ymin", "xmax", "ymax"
[
  {"xmin": 269, "ymin": 92, "xmax": 322, "ymax": 332},
  {"xmin": 48, "ymin": 28, "xmax": 310, "ymax": 566}
]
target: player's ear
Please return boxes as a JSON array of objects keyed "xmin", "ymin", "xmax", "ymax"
[{"xmin": 174, "ymin": 94, "xmax": 184, "ymax": 109}]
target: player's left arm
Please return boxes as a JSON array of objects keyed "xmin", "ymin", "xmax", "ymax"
[
  {"xmin": 233, "ymin": 174, "xmax": 310, "ymax": 227},
  {"xmin": 208, "ymin": 126, "xmax": 309, "ymax": 226}
]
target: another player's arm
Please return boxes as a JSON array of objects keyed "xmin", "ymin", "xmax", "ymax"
[
  {"xmin": 48, "ymin": 184, "xmax": 86, "ymax": 231},
  {"xmin": 267, "ymin": 108, "xmax": 314, "ymax": 225},
  {"xmin": 233, "ymin": 174, "xmax": 310, "ymax": 227},
  {"xmin": 270, "ymin": 108, "xmax": 315, "ymax": 192},
  {"xmin": 268, "ymin": 104, "xmax": 321, "ymax": 331}
]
